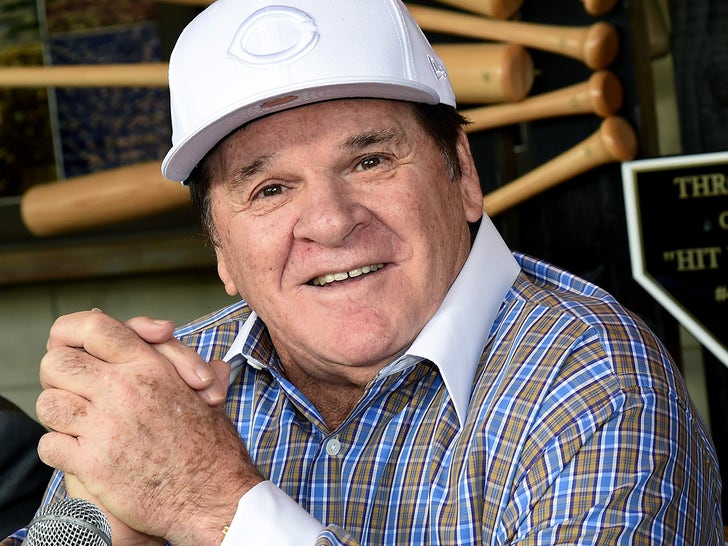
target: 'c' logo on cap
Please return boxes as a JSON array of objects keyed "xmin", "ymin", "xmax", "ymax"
[{"xmin": 228, "ymin": 6, "xmax": 319, "ymax": 66}]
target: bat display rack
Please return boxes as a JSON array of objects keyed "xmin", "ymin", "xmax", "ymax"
[{"xmin": 0, "ymin": 0, "xmax": 660, "ymax": 293}]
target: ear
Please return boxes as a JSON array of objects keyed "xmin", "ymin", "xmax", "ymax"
[
  {"xmin": 215, "ymin": 247, "xmax": 239, "ymax": 297},
  {"xmin": 454, "ymin": 130, "xmax": 484, "ymax": 223}
]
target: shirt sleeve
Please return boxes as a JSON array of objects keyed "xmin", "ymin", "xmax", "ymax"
[
  {"xmin": 505, "ymin": 329, "xmax": 723, "ymax": 545},
  {"xmin": 222, "ymin": 481, "xmax": 325, "ymax": 545}
]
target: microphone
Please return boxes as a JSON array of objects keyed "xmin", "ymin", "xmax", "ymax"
[{"xmin": 26, "ymin": 498, "xmax": 112, "ymax": 546}]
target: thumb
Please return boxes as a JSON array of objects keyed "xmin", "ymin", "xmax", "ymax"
[{"xmin": 124, "ymin": 315, "xmax": 176, "ymax": 344}]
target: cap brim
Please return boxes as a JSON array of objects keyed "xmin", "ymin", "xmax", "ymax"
[{"xmin": 161, "ymin": 81, "xmax": 440, "ymax": 182}]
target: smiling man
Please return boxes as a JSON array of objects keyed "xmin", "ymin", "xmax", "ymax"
[
  {"xmin": 204, "ymin": 99, "xmax": 483, "ymax": 429},
  {"xmin": 6, "ymin": 1, "xmax": 723, "ymax": 545}
]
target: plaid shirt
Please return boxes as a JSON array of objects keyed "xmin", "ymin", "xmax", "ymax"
[{"xmin": 4, "ymin": 220, "xmax": 723, "ymax": 545}]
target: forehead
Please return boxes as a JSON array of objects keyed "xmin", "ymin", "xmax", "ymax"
[{"xmin": 222, "ymin": 98, "xmax": 421, "ymax": 152}]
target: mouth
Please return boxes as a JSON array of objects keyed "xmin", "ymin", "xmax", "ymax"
[{"xmin": 310, "ymin": 263, "xmax": 385, "ymax": 286}]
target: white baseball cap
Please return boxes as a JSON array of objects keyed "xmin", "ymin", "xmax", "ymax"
[{"xmin": 161, "ymin": 0, "xmax": 456, "ymax": 182}]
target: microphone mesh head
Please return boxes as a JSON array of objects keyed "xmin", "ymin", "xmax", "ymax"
[{"xmin": 26, "ymin": 498, "xmax": 112, "ymax": 546}]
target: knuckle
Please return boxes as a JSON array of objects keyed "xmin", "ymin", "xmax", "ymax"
[
  {"xmin": 36, "ymin": 389, "xmax": 86, "ymax": 430},
  {"xmin": 42, "ymin": 346, "xmax": 93, "ymax": 378},
  {"xmin": 36, "ymin": 431, "xmax": 64, "ymax": 467},
  {"xmin": 36, "ymin": 433, "xmax": 52, "ymax": 462}
]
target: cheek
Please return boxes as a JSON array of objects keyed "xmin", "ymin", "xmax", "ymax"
[{"xmin": 216, "ymin": 216, "xmax": 292, "ymax": 293}]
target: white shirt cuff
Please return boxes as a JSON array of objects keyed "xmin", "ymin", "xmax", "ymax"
[{"xmin": 221, "ymin": 481, "xmax": 325, "ymax": 545}]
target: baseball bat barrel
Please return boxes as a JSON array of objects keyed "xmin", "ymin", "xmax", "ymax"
[
  {"xmin": 20, "ymin": 162, "xmax": 191, "ymax": 237},
  {"xmin": 406, "ymin": 4, "xmax": 619, "ymax": 69},
  {"xmin": 462, "ymin": 70, "xmax": 623, "ymax": 132},
  {"xmin": 433, "ymin": 0, "xmax": 523, "ymax": 19},
  {"xmin": 19, "ymin": 118, "xmax": 635, "ymax": 236},
  {"xmin": 0, "ymin": 44, "xmax": 531, "ymax": 105},
  {"xmin": 482, "ymin": 116, "xmax": 637, "ymax": 216},
  {"xmin": 580, "ymin": 0, "xmax": 619, "ymax": 16},
  {"xmin": 433, "ymin": 43, "xmax": 534, "ymax": 103},
  {"xmin": 155, "ymin": 0, "xmax": 212, "ymax": 4},
  {"xmin": 156, "ymin": 0, "xmax": 523, "ymax": 18},
  {"xmin": 0, "ymin": 63, "xmax": 168, "ymax": 88}
]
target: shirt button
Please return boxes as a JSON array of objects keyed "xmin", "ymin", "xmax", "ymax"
[{"xmin": 325, "ymin": 436, "xmax": 342, "ymax": 456}]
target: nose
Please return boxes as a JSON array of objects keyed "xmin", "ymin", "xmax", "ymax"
[{"xmin": 292, "ymin": 175, "xmax": 370, "ymax": 246}]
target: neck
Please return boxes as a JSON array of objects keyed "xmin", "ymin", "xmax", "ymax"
[{"xmin": 283, "ymin": 365, "xmax": 366, "ymax": 431}]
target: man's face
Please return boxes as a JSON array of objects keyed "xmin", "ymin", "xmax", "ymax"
[{"xmin": 209, "ymin": 99, "xmax": 483, "ymax": 385}]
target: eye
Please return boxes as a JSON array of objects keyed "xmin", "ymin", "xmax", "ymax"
[
  {"xmin": 256, "ymin": 183, "xmax": 286, "ymax": 199},
  {"xmin": 356, "ymin": 155, "xmax": 383, "ymax": 171}
]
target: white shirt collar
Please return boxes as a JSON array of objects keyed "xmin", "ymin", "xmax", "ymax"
[
  {"xmin": 224, "ymin": 215, "xmax": 520, "ymax": 427},
  {"xmin": 380, "ymin": 215, "xmax": 520, "ymax": 425}
]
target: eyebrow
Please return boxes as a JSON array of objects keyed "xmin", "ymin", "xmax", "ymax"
[
  {"xmin": 342, "ymin": 128, "xmax": 400, "ymax": 151},
  {"xmin": 225, "ymin": 127, "xmax": 401, "ymax": 186},
  {"xmin": 229, "ymin": 153, "xmax": 276, "ymax": 185}
]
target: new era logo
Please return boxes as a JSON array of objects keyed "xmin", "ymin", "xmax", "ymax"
[{"xmin": 427, "ymin": 55, "xmax": 448, "ymax": 81}]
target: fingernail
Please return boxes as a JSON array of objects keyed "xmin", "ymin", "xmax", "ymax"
[
  {"xmin": 152, "ymin": 319, "xmax": 175, "ymax": 327},
  {"xmin": 194, "ymin": 363, "xmax": 214, "ymax": 383},
  {"xmin": 91, "ymin": 307, "xmax": 102, "ymax": 312},
  {"xmin": 207, "ymin": 386, "xmax": 227, "ymax": 405}
]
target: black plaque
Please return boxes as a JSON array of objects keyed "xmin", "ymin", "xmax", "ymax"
[{"xmin": 622, "ymin": 152, "xmax": 728, "ymax": 367}]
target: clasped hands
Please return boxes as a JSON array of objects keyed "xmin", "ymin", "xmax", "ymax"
[{"xmin": 36, "ymin": 310, "xmax": 263, "ymax": 546}]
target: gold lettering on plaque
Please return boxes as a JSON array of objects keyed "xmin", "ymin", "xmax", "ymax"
[
  {"xmin": 720, "ymin": 210, "xmax": 728, "ymax": 230},
  {"xmin": 662, "ymin": 246, "xmax": 723, "ymax": 271},
  {"xmin": 673, "ymin": 173, "xmax": 728, "ymax": 198}
]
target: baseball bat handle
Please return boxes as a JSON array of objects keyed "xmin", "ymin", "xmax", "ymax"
[
  {"xmin": 482, "ymin": 116, "xmax": 637, "ymax": 216},
  {"xmin": 20, "ymin": 162, "xmax": 191, "ymax": 237},
  {"xmin": 406, "ymin": 4, "xmax": 619, "ymax": 69},
  {"xmin": 433, "ymin": 0, "xmax": 523, "ymax": 19},
  {"xmin": 0, "ymin": 63, "xmax": 168, "ymax": 87},
  {"xmin": 462, "ymin": 70, "xmax": 623, "ymax": 132},
  {"xmin": 580, "ymin": 0, "xmax": 619, "ymax": 16}
]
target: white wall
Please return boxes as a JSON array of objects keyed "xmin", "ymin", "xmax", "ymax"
[{"xmin": 0, "ymin": 269, "xmax": 236, "ymax": 419}]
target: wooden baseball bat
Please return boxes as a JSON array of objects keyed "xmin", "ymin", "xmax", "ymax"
[
  {"xmin": 580, "ymin": 0, "xmax": 618, "ymax": 17},
  {"xmin": 20, "ymin": 161, "xmax": 191, "ymax": 237},
  {"xmin": 155, "ymin": 0, "xmax": 211, "ymax": 4},
  {"xmin": 18, "ymin": 118, "xmax": 634, "ymax": 236},
  {"xmin": 482, "ymin": 116, "xmax": 637, "ymax": 215},
  {"xmin": 432, "ymin": 0, "xmax": 523, "ymax": 19},
  {"xmin": 0, "ymin": 43, "xmax": 532, "ymax": 104},
  {"xmin": 0, "ymin": 63, "xmax": 168, "ymax": 88},
  {"xmin": 462, "ymin": 70, "xmax": 623, "ymax": 132},
  {"xmin": 406, "ymin": 4, "xmax": 619, "ymax": 70},
  {"xmin": 433, "ymin": 43, "xmax": 534, "ymax": 103},
  {"xmin": 157, "ymin": 0, "xmax": 524, "ymax": 19}
]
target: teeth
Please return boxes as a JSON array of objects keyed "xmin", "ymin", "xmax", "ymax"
[{"xmin": 312, "ymin": 264, "xmax": 384, "ymax": 286}]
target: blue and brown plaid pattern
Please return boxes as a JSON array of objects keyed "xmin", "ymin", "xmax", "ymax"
[{"xmin": 4, "ymin": 253, "xmax": 722, "ymax": 545}]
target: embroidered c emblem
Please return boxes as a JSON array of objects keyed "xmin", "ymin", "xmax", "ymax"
[{"xmin": 228, "ymin": 6, "xmax": 319, "ymax": 66}]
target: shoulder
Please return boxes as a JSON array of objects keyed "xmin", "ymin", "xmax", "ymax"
[
  {"xmin": 174, "ymin": 299, "xmax": 254, "ymax": 362},
  {"xmin": 507, "ymin": 253, "xmax": 675, "ymax": 386},
  {"xmin": 496, "ymin": 254, "xmax": 716, "ymax": 461}
]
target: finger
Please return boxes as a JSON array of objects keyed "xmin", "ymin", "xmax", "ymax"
[
  {"xmin": 47, "ymin": 310, "xmax": 158, "ymax": 365},
  {"xmin": 125, "ymin": 315, "xmax": 176, "ymax": 344},
  {"xmin": 36, "ymin": 388, "xmax": 91, "ymax": 436},
  {"xmin": 202, "ymin": 359, "xmax": 231, "ymax": 406},
  {"xmin": 210, "ymin": 359, "xmax": 231, "ymax": 389},
  {"xmin": 127, "ymin": 315, "xmax": 226, "ymax": 399},
  {"xmin": 151, "ymin": 342, "xmax": 228, "ymax": 404},
  {"xmin": 37, "ymin": 429, "xmax": 82, "ymax": 475},
  {"xmin": 39, "ymin": 346, "xmax": 105, "ymax": 398}
]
